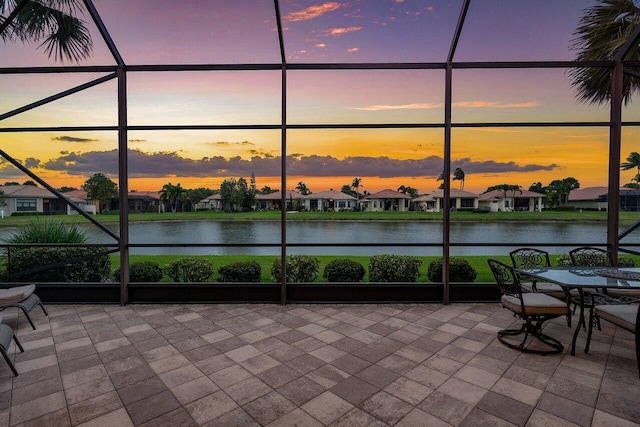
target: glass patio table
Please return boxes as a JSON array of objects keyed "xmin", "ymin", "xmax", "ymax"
[{"xmin": 515, "ymin": 267, "xmax": 640, "ymax": 355}]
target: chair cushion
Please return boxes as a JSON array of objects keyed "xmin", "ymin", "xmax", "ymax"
[
  {"xmin": 0, "ymin": 285, "xmax": 36, "ymax": 304},
  {"xmin": 520, "ymin": 282, "xmax": 566, "ymax": 299},
  {"xmin": 502, "ymin": 293, "xmax": 569, "ymax": 316},
  {"xmin": 594, "ymin": 305, "xmax": 638, "ymax": 333},
  {"xmin": 605, "ymin": 289, "xmax": 640, "ymax": 298}
]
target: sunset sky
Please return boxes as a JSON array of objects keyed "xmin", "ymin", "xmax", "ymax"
[{"xmin": 1, "ymin": 0, "xmax": 639, "ymax": 195}]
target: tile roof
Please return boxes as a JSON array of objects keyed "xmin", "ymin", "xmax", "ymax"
[
  {"xmin": 568, "ymin": 186, "xmax": 608, "ymax": 201},
  {"xmin": 1, "ymin": 184, "xmax": 57, "ymax": 198},
  {"xmin": 478, "ymin": 189, "xmax": 545, "ymax": 201},
  {"xmin": 303, "ymin": 190, "xmax": 356, "ymax": 200},
  {"xmin": 422, "ymin": 189, "xmax": 480, "ymax": 200},
  {"xmin": 364, "ymin": 189, "xmax": 411, "ymax": 199},
  {"xmin": 256, "ymin": 190, "xmax": 301, "ymax": 200}
]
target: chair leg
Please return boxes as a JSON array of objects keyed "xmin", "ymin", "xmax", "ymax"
[
  {"xmin": 39, "ymin": 302, "xmax": 48, "ymax": 317},
  {"xmin": 498, "ymin": 318, "xmax": 564, "ymax": 355},
  {"xmin": 21, "ymin": 308, "xmax": 37, "ymax": 331},
  {"xmin": 565, "ymin": 297, "xmax": 572, "ymax": 328},
  {"xmin": 13, "ymin": 334, "xmax": 24, "ymax": 353},
  {"xmin": 0, "ymin": 344, "xmax": 19, "ymax": 376},
  {"xmin": 585, "ymin": 307, "xmax": 595, "ymax": 353}
]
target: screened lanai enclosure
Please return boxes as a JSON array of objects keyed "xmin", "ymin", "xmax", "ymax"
[{"xmin": 1, "ymin": 0, "xmax": 639, "ymax": 304}]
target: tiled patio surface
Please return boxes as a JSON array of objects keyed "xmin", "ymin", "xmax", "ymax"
[{"xmin": 0, "ymin": 302, "xmax": 638, "ymax": 427}]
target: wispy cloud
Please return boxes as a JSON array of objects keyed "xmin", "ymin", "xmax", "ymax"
[
  {"xmin": 350, "ymin": 102, "xmax": 442, "ymax": 111},
  {"xmin": 316, "ymin": 43, "xmax": 326, "ymax": 48},
  {"xmin": 454, "ymin": 101, "xmax": 539, "ymax": 108},
  {"xmin": 351, "ymin": 100, "xmax": 538, "ymax": 111},
  {"xmin": 324, "ymin": 26, "xmax": 362, "ymax": 36},
  {"xmin": 208, "ymin": 140, "xmax": 255, "ymax": 146},
  {"xmin": 347, "ymin": 47, "xmax": 359, "ymax": 53},
  {"xmin": 284, "ymin": 2, "xmax": 342, "ymax": 22},
  {"xmin": 52, "ymin": 136, "xmax": 97, "ymax": 143}
]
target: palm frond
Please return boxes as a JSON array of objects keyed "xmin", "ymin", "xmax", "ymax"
[
  {"xmin": 569, "ymin": 0, "xmax": 640, "ymax": 105},
  {"xmin": 1, "ymin": 0, "xmax": 91, "ymax": 62}
]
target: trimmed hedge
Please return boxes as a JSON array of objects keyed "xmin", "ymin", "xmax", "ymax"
[
  {"xmin": 368, "ymin": 254, "xmax": 422, "ymax": 282},
  {"xmin": 271, "ymin": 255, "xmax": 320, "ymax": 283},
  {"xmin": 323, "ymin": 258, "xmax": 365, "ymax": 282},
  {"xmin": 427, "ymin": 257, "xmax": 477, "ymax": 282},
  {"xmin": 114, "ymin": 261, "xmax": 163, "ymax": 282},
  {"xmin": 218, "ymin": 261, "xmax": 261, "ymax": 282},
  {"xmin": 164, "ymin": 257, "xmax": 213, "ymax": 282}
]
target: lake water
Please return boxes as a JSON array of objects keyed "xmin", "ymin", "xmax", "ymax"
[{"xmin": 2, "ymin": 220, "xmax": 637, "ymax": 257}]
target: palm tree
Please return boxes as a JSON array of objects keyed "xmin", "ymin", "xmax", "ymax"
[
  {"xmin": 529, "ymin": 182, "xmax": 545, "ymax": 193},
  {"xmin": 397, "ymin": 185, "xmax": 418, "ymax": 198},
  {"xmin": 436, "ymin": 171, "xmax": 445, "ymax": 190},
  {"xmin": 159, "ymin": 182, "xmax": 186, "ymax": 213},
  {"xmin": 548, "ymin": 177, "xmax": 580, "ymax": 206},
  {"xmin": 0, "ymin": 0, "xmax": 93, "ymax": 62},
  {"xmin": 621, "ymin": 151, "xmax": 640, "ymax": 184},
  {"xmin": 453, "ymin": 168, "xmax": 465, "ymax": 190},
  {"xmin": 570, "ymin": 0, "xmax": 640, "ymax": 105},
  {"xmin": 351, "ymin": 177, "xmax": 362, "ymax": 211},
  {"xmin": 295, "ymin": 181, "xmax": 310, "ymax": 195}
]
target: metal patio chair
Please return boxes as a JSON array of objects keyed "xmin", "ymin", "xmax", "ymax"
[
  {"xmin": 510, "ymin": 247, "xmax": 572, "ymax": 326},
  {"xmin": 570, "ymin": 247, "xmax": 640, "ymax": 301},
  {"xmin": 0, "ymin": 284, "xmax": 48, "ymax": 330},
  {"xmin": 569, "ymin": 246, "xmax": 613, "ymax": 268},
  {"xmin": 488, "ymin": 259, "xmax": 568, "ymax": 355}
]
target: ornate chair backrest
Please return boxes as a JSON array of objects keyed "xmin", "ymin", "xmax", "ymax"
[
  {"xmin": 488, "ymin": 259, "xmax": 522, "ymax": 299},
  {"xmin": 569, "ymin": 246, "xmax": 612, "ymax": 267},
  {"xmin": 510, "ymin": 248, "xmax": 551, "ymax": 269}
]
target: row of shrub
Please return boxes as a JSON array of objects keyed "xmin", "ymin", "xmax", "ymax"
[
  {"xmin": 268, "ymin": 255, "xmax": 477, "ymax": 283},
  {"xmin": 113, "ymin": 258, "xmax": 261, "ymax": 283},
  {"xmin": 6, "ymin": 249, "xmax": 633, "ymax": 284},
  {"xmin": 112, "ymin": 254, "xmax": 478, "ymax": 283}
]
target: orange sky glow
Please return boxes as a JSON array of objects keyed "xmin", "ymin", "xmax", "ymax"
[{"xmin": 1, "ymin": 0, "xmax": 639, "ymax": 196}]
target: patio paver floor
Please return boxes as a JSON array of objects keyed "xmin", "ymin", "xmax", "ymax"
[{"xmin": 0, "ymin": 302, "xmax": 638, "ymax": 426}]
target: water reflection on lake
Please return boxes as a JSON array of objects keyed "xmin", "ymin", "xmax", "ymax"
[{"xmin": 1, "ymin": 220, "xmax": 637, "ymax": 257}]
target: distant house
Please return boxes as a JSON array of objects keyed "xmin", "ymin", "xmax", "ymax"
[
  {"xmin": 199, "ymin": 194, "xmax": 222, "ymax": 211},
  {"xmin": 303, "ymin": 190, "xmax": 356, "ymax": 212},
  {"xmin": 62, "ymin": 189, "xmax": 97, "ymax": 215},
  {"xmin": 413, "ymin": 189, "xmax": 479, "ymax": 212},
  {"xmin": 0, "ymin": 185, "xmax": 67, "ymax": 216},
  {"xmin": 478, "ymin": 189, "xmax": 545, "ymax": 212},
  {"xmin": 567, "ymin": 187, "xmax": 608, "ymax": 211},
  {"xmin": 568, "ymin": 187, "xmax": 640, "ymax": 211},
  {"xmin": 127, "ymin": 191, "xmax": 162, "ymax": 213},
  {"xmin": 361, "ymin": 189, "xmax": 412, "ymax": 212},
  {"xmin": 104, "ymin": 190, "xmax": 163, "ymax": 213},
  {"xmin": 256, "ymin": 191, "xmax": 302, "ymax": 211},
  {"xmin": 620, "ymin": 188, "xmax": 640, "ymax": 211}
]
